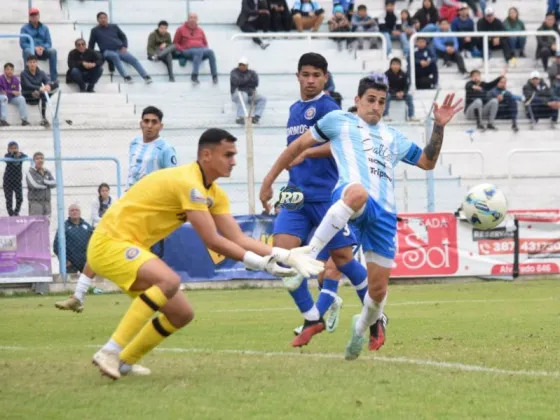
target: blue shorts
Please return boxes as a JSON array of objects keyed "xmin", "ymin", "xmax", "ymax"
[
  {"xmin": 332, "ymin": 184, "xmax": 397, "ymax": 260},
  {"xmin": 274, "ymin": 201, "xmax": 357, "ymax": 261}
]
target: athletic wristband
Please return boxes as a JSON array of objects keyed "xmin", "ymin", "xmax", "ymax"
[{"xmin": 243, "ymin": 251, "xmax": 265, "ymax": 270}]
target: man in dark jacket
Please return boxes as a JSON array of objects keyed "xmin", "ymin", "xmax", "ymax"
[
  {"xmin": 537, "ymin": 13, "xmax": 560, "ymax": 71},
  {"xmin": 66, "ymin": 38, "xmax": 104, "ymax": 92},
  {"xmin": 230, "ymin": 57, "xmax": 267, "ymax": 125},
  {"xmin": 53, "ymin": 204, "xmax": 94, "ymax": 274},
  {"xmin": 383, "ymin": 58, "xmax": 418, "ymax": 121},
  {"xmin": 476, "ymin": 7, "xmax": 513, "ymax": 63},
  {"xmin": 237, "ymin": 0, "xmax": 271, "ymax": 49},
  {"xmin": 3, "ymin": 141, "xmax": 27, "ymax": 216},
  {"xmin": 464, "ymin": 69, "xmax": 500, "ymax": 130},
  {"xmin": 20, "ymin": 8, "xmax": 58, "ymax": 82},
  {"xmin": 414, "ymin": 37, "xmax": 438, "ymax": 89},
  {"xmin": 523, "ymin": 70, "xmax": 560, "ymax": 127},
  {"xmin": 147, "ymin": 21, "xmax": 177, "ymax": 82},
  {"xmin": 89, "ymin": 12, "xmax": 152, "ymax": 84},
  {"xmin": 451, "ymin": 4, "xmax": 477, "ymax": 54},
  {"xmin": 20, "ymin": 55, "xmax": 58, "ymax": 127}
]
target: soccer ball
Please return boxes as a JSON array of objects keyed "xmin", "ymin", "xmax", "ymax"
[{"xmin": 462, "ymin": 184, "xmax": 508, "ymax": 230}]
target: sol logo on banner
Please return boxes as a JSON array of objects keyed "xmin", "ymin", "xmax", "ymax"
[
  {"xmin": 279, "ymin": 185, "xmax": 304, "ymax": 211},
  {"xmin": 392, "ymin": 213, "xmax": 459, "ymax": 276}
]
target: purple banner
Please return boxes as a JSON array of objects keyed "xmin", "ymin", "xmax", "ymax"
[{"xmin": 0, "ymin": 216, "xmax": 52, "ymax": 283}]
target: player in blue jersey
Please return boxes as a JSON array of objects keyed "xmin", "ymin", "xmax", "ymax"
[
  {"xmin": 263, "ymin": 73, "xmax": 462, "ymax": 359},
  {"xmin": 260, "ymin": 53, "xmax": 372, "ymax": 348},
  {"xmin": 55, "ymin": 106, "xmax": 177, "ymax": 313}
]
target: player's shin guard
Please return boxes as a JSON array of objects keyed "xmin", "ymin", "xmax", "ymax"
[
  {"xmin": 338, "ymin": 260, "xmax": 368, "ymax": 303},
  {"xmin": 308, "ymin": 200, "xmax": 355, "ymax": 258},
  {"xmin": 120, "ymin": 314, "xmax": 178, "ymax": 365},
  {"xmin": 111, "ymin": 285, "xmax": 168, "ymax": 348},
  {"xmin": 289, "ymin": 278, "xmax": 319, "ymax": 321},
  {"xmin": 315, "ymin": 279, "xmax": 338, "ymax": 317},
  {"xmin": 355, "ymin": 292, "xmax": 387, "ymax": 336}
]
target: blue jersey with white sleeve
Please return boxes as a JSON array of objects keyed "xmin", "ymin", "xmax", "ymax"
[
  {"xmin": 126, "ymin": 136, "xmax": 177, "ymax": 190},
  {"xmin": 286, "ymin": 93, "xmax": 340, "ymax": 202}
]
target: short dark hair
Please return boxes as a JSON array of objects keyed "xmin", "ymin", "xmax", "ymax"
[
  {"xmin": 546, "ymin": 12, "xmax": 556, "ymax": 18},
  {"xmin": 390, "ymin": 57, "xmax": 401, "ymax": 66},
  {"xmin": 198, "ymin": 128, "xmax": 237, "ymax": 151},
  {"xmin": 297, "ymin": 53, "xmax": 328, "ymax": 74},
  {"xmin": 33, "ymin": 151, "xmax": 44, "ymax": 160},
  {"xmin": 357, "ymin": 74, "xmax": 388, "ymax": 97},
  {"xmin": 141, "ymin": 106, "xmax": 164, "ymax": 122},
  {"xmin": 158, "ymin": 20, "xmax": 168, "ymax": 27},
  {"xmin": 357, "ymin": 4, "xmax": 367, "ymax": 11},
  {"xmin": 96, "ymin": 12, "xmax": 107, "ymax": 20},
  {"xmin": 439, "ymin": 18, "xmax": 449, "ymax": 24},
  {"xmin": 470, "ymin": 69, "xmax": 481, "ymax": 77},
  {"xmin": 75, "ymin": 38, "xmax": 86, "ymax": 46},
  {"xmin": 4, "ymin": 63, "xmax": 14, "ymax": 70},
  {"xmin": 347, "ymin": 106, "xmax": 358, "ymax": 113},
  {"xmin": 26, "ymin": 55, "xmax": 38, "ymax": 62}
]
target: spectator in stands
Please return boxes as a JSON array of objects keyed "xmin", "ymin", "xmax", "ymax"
[
  {"xmin": 20, "ymin": 8, "xmax": 58, "ymax": 83},
  {"xmin": 451, "ymin": 4, "xmax": 477, "ymax": 56},
  {"xmin": 537, "ymin": 13, "xmax": 560, "ymax": 71},
  {"xmin": 237, "ymin": 0, "xmax": 271, "ymax": 50},
  {"xmin": 174, "ymin": 13, "xmax": 219, "ymax": 85},
  {"xmin": 324, "ymin": 71, "xmax": 343, "ymax": 107},
  {"xmin": 230, "ymin": 57, "xmax": 266, "ymax": 125},
  {"xmin": 0, "ymin": 63, "xmax": 29, "ymax": 126},
  {"xmin": 380, "ymin": 1, "xmax": 408, "ymax": 57},
  {"xmin": 89, "ymin": 12, "xmax": 152, "ymax": 84},
  {"xmin": 147, "ymin": 21, "xmax": 177, "ymax": 82},
  {"xmin": 434, "ymin": 18, "xmax": 468, "ymax": 76},
  {"xmin": 399, "ymin": 9, "xmax": 415, "ymax": 57},
  {"xmin": 464, "ymin": 69, "xmax": 500, "ymax": 130},
  {"xmin": 523, "ymin": 70, "xmax": 560, "ymax": 128},
  {"xmin": 476, "ymin": 7, "xmax": 513, "ymax": 63},
  {"xmin": 328, "ymin": 5, "xmax": 351, "ymax": 50},
  {"xmin": 269, "ymin": 0, "xmax": 292, "ymax": 31},
  {"xmin": 292, "ymin": 0, "xmax": 325, "ymax": 32},
  {"xmin": 383, "ymin": 57, "xmax": 418, "ymax": 121},
  {"xmin": 54, "ymin": 204, "xmax": 93, "ymax": 274},
  {"xmin": 351, "ymin": 4, "xmax": 380, "ymax": 50},
  {"xmin": 26, "ymin": 151, "xmax": 55, "ymax": 217},
  {"xmin": 549, "ymin": 0, "xmax": 560, "ymax": 21},
  {"xmin": 21, "ymin": 56, "xmax": 58, "ymax": 128},
  {"xmin": 503, "ymin": 7, "xmax": 526, "ymax": 58},
  {"xmin": 3, "ymin": 142, "xmax": 27, "ymax": 217},
  {"xmin": 414, "ymin": 37, "xmax": 438, "ymax": 89},
  {"xmin": 548, "ymin": 51, "xmax": 560, "ymax": 96},
  {"xmin": 413, "ymin": 0, "xmax": 439, "ymax": 30},
  {"xmin": 66, "ymin": 38, "xmax": 104, "ymax": 93},
  {"xmin": 488, "ymin": 76, "xmax": 520, "ymax": 132},
  {"xmin": 91, "ymin": 183, "xmax": 113, "ymax": 228}
]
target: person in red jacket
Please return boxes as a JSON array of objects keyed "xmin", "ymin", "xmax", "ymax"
[{"xmin": 173, "ymin": 13, "xmax": 218, "ymax": 85}]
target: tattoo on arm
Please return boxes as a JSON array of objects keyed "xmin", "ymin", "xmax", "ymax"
[{"xmin": 423, "ymin": 124, "xmax": 444, "ymax": 162}]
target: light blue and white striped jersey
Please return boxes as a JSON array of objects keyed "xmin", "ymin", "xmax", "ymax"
[
  {"xmin": 126, "ymin": 136, "xmax": 177, "ymax": 190},
  {"xmin": 310, "ymin": 110, "xmax": 422, "ymax": 214}
]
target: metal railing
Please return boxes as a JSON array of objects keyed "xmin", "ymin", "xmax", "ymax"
[
  {"xmin": 0, "ymin": 33, "xmax": 35, "ymax": 54},
  {"xmin": 439, "ymin": 149, "xmax": 486, "ymax": 180},
  {"xmin": 408, "ymin": 30, "xmax": 560, "ymax": 91}
]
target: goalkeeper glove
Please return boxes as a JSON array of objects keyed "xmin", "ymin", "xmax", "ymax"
[
  {"xmin": 243, "ymin": 251, "xmax": 297, "ymax": 277},
  {"xmin": 271, "ymin": 246, "xmax": 324, "ymax": 278}
]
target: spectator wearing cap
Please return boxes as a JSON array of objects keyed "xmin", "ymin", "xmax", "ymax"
[
  {"xmin": 451, "ymin": 4, "xmax": 478, "ymax": 56},
  {"xmin": 351, "ymin": 4, "xmax": 380, "ymax": 50},
  {"xmin": 147, "ymin": 21, "xmax": 177, "ymax": 82},
  {"xmin": 537, "ymin": 13, "xmax": 560, "ymax": 71},
  {"xmin": 0, "ymin": 63, "xmax": 29, "ymax": 126},
  {"xmin": 21, "ymin": 55, "xmax": 58, "ymax": 128},
  {"xmin": 328, "ymin": 5, "xmax": 351, "ymax": 50},
  {"xmin": 379, "ymin": 1, "xmax": 408, "ymax": 57},
  {"xmin": 464, "ymin": 69, "xmax": 500, "ymax": 130},
  {"xmin": 89, "ymin": 12, "xmax": 152, "ymax": 84},
  {"xmin": 488, "ymin": 76, "xmax": 521, "ymax": 133},
  {"xmin": 414, "ymin": 37, "xmax": 438, "ymax": 89},
  {"xmin": 548, "ymin": 51, "xmax": 560, "ymax": 96},
  {"xmin": 384, "ymin": 57, "xmax": 418, "ymax": 121},
  {"xmin": 54, "ymin": 204, "xmax": 94, "ymax": 274},
  {"xmin": 413, "ymin": 0, "xmax": 439, "ymax": 30},
  {"xmin": 476, "ymin": 7, "xmax": 513, "ymax": 63},
  {"xmin": 230, "ymin": 57, "xmax": 267, "ymax": 125},
  {"xmin": 236, "ymin": 0, "xmax": 271, "ymax": 50},
  {"xmin": 292, "ymin": 0, "xmax": 325, "ymax": 32},
  {"xmin": 503, "ymin": 7, "xmax": 526, "ymax": 59},
  {"xmin": 66, "ymin": 38, "xmax": 104, "ymax": 93},
  {"xmin": 523, "ymin": 70, "xmax": 560, "ymax": 128},
  {"xmin": 20, "ymin": 8, "xmax": 58, "ymax": 83},
  {"xmin": 3, "ymin": 141, "xmax": 27, "ymax": 217},
  {"xmin": 433, "ymin": 18, "xmax": 468, "ymax": 76},
  {"xmin": 269, "ymin": 0, "xmax": 292, "ymax": 32}
]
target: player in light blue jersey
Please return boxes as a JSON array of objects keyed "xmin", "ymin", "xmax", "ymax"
[{"xmin": 263, "ymin": 73, "xmax": 462, "ymax": 359}]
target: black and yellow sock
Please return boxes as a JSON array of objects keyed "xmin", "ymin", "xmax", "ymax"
[
  {"xmin": 111, "ymin": 285, "xmax": 168, "ymax": 348},
  {"xmin": 120, "ymin": 313, "xmax": 179, "ymax": 365}
]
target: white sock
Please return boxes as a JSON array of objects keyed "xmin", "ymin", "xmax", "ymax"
[
  {"xmin": 308, "ymin": 200, "xmax": 355, "ymax": 258},
  {"xmin": 302, "ymin": 305, "xmax": 320, "ymax": 321},
  {"xmin": 355, "ymin": 293, "xmax": 387, "ymax": 336},
  {"xmin": 102, "ymin": 338, "xmax": 122, "ymax": 354},
  {"xmin": 73, "ymin": 273, "xmax": 93, "ymax": 303}
]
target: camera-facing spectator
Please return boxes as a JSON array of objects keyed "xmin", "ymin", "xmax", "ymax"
[
  {"xmin": 548, "ymin": 51, "xmax": 560, "ymax": 96},
  {"xmin": 292, "ymin": 0, "xmax": 325, "ymax": 32},
  {"xmin": 476, "ymin": 7, "xmax": 513, "ymax": 63},
  {"xmin": 537, "ymin": 13, "xmax": 560, "ymax": 71},
  {"xmin": 3, "ymin": 141, "xmax": 27, "ymax": 217},
  {"xmin": 20, "ymin": 8, "xmax": 58, "ymax": 83},
  {"xmin": 0, "ymin": 63, "xmax": 29, "ymax": 126},
  {"xmin": 413, "ymin": 0, "xmax": 439, "ymax": 30},
  {"xmin": 54, "ymin": 204, "xmax": 93, "ymax": 274},
  {"xmin": 269, "ymin": 0, "xmax": 292, "ymax": 31},
  {"xmin": 66, "ymin": 38, "xmax": 104, "ymax": 93},
  {"xmin": 451, "ymin": 4, "xmax": 477, "ymax": 56},
  {"xmin": 465, "ymin": 69, "xmax": 501, "ymax": 130},
  {"xmin": 414, "ymin": 37, "xmax": 438, "ymax": 89},
  {"xmin": 26, "ymin": 151, "xmax": 55, "ymax": 217},
  {"xmin": 335, "ymin": 0, "xmax": 355, "ymax": 20},
  {"xmin": 21, "ymin": 55, "xmax": 58, "ymax": 128},
  {"xmin": 329, "ymin": 5, "xmax": 351, "ymax": 50},
  {"xmin": 384, "ymin": 58, "xmax": 419, "ymax": 121},
  {"xmin": 523, "ymin": 70, "xmax": 560, "ymax": 128},
  {"xmin": 231, "ymin": 57, "xmax": 267, "ymax": 125},
  {"xmin": 504, "ymin": 7, "xmax": 526, "ymax": 58},
  {"xmin": 174, "ymin": 13, "xmax": 219, "ymax": 85},
  {"xmin": 434, "ymin": 18, "xmax": 468, "ymax": 76},
  {"xmin": 380, "ymin": 1, "xmax": 408, "ymax": 57},
  {"xmin": 398, "ymin": 9, "xmax": 415, "ymax": 56},
  {"xmin": 488, "ymin": 76, "xmax": 521, "ymax": 133},
  {"xmin": 147, "ymin": 21, "xmax": 177, "ymax": 82},
  {"xmin": 351, "ymin": 4, "xmax": 380, "ymax": 50},
  {"xmin": 91, "ymin": 183, "xmax": 113, "ymax": 228},
  {"xmin": 89, "ymin": 12, "xmax": 152, "ymax": 84},
  {"xmin": 237, "ymin": 0, "xmax": 271, "ymax": 50}
]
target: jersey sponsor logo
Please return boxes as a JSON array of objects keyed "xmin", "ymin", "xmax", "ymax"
[
  {"xmin": 304, "ymin": 107, "xmax": 316, "ymax": 120},
  {"xmin": 190, "ymin": 188, "xmax": 207, "ymax": 205},
  {"xmin": 370, "ymin": 167, "xmax": 393, "ymax": 182},
  {"xmin": 279, "ymin": 185, "xmax": 304, "ymax": 211},
  {"xmin": 286, "ymin": 124, "xmax": 309, "ymax": 137},
  {"xmin": 125, "ymin": 247, "xmax": 140, "ymax": 260}
]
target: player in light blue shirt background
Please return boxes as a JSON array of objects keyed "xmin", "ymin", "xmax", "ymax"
[{"xmin": 263, "ymin": 73, "xmax": 462, "ymax": 359}]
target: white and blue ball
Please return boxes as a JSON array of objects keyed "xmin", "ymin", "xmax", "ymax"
[{"xmin": 462, "ymin": 184, "xmax": 508, "ymax": 230}]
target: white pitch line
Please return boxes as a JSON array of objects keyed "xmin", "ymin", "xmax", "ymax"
[{"xmin": 1, "ymin": 344, "xmax": 558, "ymax": 378}]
